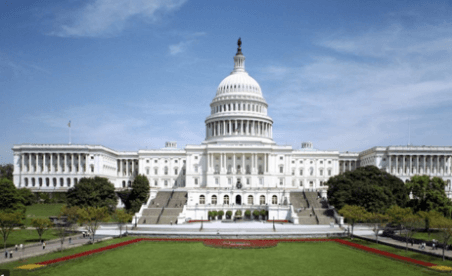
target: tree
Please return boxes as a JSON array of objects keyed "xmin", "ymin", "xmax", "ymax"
[
  {"xmin": 77, "ymin": 207, "xmax": 110, "ymax": 243},
  {"xmin": 339, "ymin": 205, "xmax": 370, "ymax": 239},
  {"xmin": 17, "ymin": 188, "xmax": 35, "ymax": 206},
  {"xmin": 31, "ymin": 218, "xmax": 53, "ymax": 243},
  {"xmin": 0, "ymin": 211, "xmax": 22, "ymax": 250},
  {"xmin": 208, "ymin": 211, "xmax": 213, "ymax": 220},
  {"xmin": 56, "ymin": 206, "xmax": 80, "ymax": 251},
  {"xmin": 113, "ymin": 209, "xmax": 132, "ymax": 237},
  {"xmin": 127, "ymin": 175, "xmax": 150, "ymax": 214},
  {"xmin": 367, "ymin": 212, "xmax": 389, "ymax": 244},
  {"xmin": 260, "ymin": 209, "xmax": 267, "ymax": 220},
  {"xmin": 402, "ymin": 214, "xmax": 422, "ymax": 251},
  {"xmin": 406, "ymin": 175, "xmax": 452, "ymax": 216},
  {"xmin": 431, "ymin": 216, "xmax": 452, "ymax": 261},
  {"xmin": 417, "ymin": 210, "xmax": 443, "ymax": 238},
  {"xmin": 327, "ymin": 166, "xmax": 408, "ymax": 213},
  {"xmin": 253, "ymin": 210, "xmax": 260, "ymax": 220},
  {"xmin": 226, "ymin": 211, "xmax": 232, "ymax": 219},
  {"xmin": 386, "ymin": 205, "xmax": 413, "ymax": 235},
  {"xmin": 218, "ymin": 210, "xmax": 224, "ymax": 219},
  {"xmin": 235, "ymin": 210, "xmax": 242, "ymax": 217},
  {"xmin": 0, "ymin": 178, "xmax": 26, "ymax": 214},
  {"xmin": 245, "ymin": 210, "xmax": 251, "ymax": 218},
  {"xmin": 0, "ymin": 164, "xmax": 13, "ymax": 181},
  {"xmin": 211, "ymin": 211, "xmax": 218, "ymax": 220},
  {"xmin": 67, "ymin": 177, "xmax": 118, "ymax": 213}
]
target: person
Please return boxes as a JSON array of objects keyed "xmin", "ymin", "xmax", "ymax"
[
  {"xmin": 69, "ymin": 237, "xmax": 72, "ymax": 244},
  {"xmin": 43, "ymin": 242, "xmax": 46, "ymax": 250},
  {"xmin": 9, "ymin": 251, "xmax": 13, "ymax": 258},
  {"xmin": 4, "ymin": 250, "xmax": 7, "ymax": 259},
  {"xmin": 411, "ymin": 239, "xmax": 414, "ymax": 246},
  {"xmin": 15, "ymin": 244, "xmax": 18, "ymax": 251},
  {"xmin": 432, "ymin": 242, "xmax": 436, "ymax": 250},
  {"xmin": 20, "ymin": 244, "xmax": 23, "ymax": 251}
]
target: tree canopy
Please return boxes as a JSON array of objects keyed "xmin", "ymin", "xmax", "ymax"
[
  {"xmin": 327, "ymin": 166, "xmax": 408, "ymax": 213},
  {"xmin": 66, "ymin": 177, "xmax": 117, "ymax": 213},
  {"xmin": 126, "ymin": 175, "xmax": 150, "ymax": 214},
  {"xmin": 0, "ymin": 164, "xmax": 13, "ymax": 181},
  {"xmin": 0, "ymin": 178, "xmax": 26, "ymax": 214},
  {"xmin": 406, "ymin": 175, "xmax": 452, "ymax": 217},
  {"xmin": 77, "ymin": 206, "xmax": 110, "ymax": 243}
]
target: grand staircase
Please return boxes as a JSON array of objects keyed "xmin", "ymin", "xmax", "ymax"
[
  {"xmin": 138, "ymin": 191, "xmax": 187, "ymax": 224},
  {"xmin": 290, "ymin": 191, "xmax": 335, "ymax": 225}
]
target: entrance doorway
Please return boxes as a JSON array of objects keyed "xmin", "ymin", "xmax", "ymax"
[{"xmin": 235, "ymin": 195, "xmax": 242, "ymax": 205}]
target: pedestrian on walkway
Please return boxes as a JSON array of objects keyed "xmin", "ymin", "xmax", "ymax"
[
  {"xmin": 20, "ymin": 244, "xmax": 23, "ymax": 251},
  {"xmin": 69, "ymin": 237, "xmax": 72, "ymax": 244},
  {"xmin": 4, "ymin": 250, "xmax": 7, "ymax": 259},
  {"xmin": 432, "ymin": 242, "xmax": 436, "ymax": 250},
  {"xmin": 15, "ymin": 244, "xmax": 18, "ymax": 251},
  {"xmin": 9, "ymin": 252, "xmax": 13, "ymax": 259},
  {"xmin": 43, "ymin": 242, "xmax": 46, "ymax": 250}
]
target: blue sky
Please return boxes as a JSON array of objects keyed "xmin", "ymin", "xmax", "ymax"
[{"xmin": 2, "ymin": 0, "xmax": 452, "ymax": 164}]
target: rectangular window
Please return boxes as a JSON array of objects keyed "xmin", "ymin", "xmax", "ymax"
[
  {"xmin": 246, "ymin": 178, "xmax": 250, "ymax": 184},
  {"xmin": 328, "ymin": 170, "xmax": 331, "ymax": 176},
  {"xmin": 320, "ymin": 170, "xmax": 323, "ymax": 176},
  {"xmin": 154, "ymin": 168, "xmax": 158, "ymax": 175},
  {"xmin": 194, "ymin": 178, "xmax": 198, "ymax": 185},
  {"xmin": 280, "ymin": 166, "xmax": 283, "ymax": 173},
  {"xmin": 300, "ymin": 169, "xmax": 303, "ymax": 176},
  {"xmin": 259, "ymin": 178, "xmax": 263, "ymax": 185},
  {"xmin": 146, "ymin": 168, "xmax": 149, "ymax": 175},
  {"xmin": 215, "ymin": 178, "xmax": 219, "ymax": 185},
  {"xmin": 279, "ymin": 178, "xmax": 283, "ymax": 185},
  {"xmin": 154, "ymin": 180, "xmax": 158, "ymax": 186},
  {"xmin": 292, "ymin": 169, "xmax": 295, "ymax": 175},
  {"xmin": 228, "ymin": 178, "xmax": 232, "ymax": 184}
]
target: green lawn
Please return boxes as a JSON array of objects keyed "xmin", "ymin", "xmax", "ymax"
[
  {"xmin": 2, "ymin": 239, "xmax": 446, "ymax": 276},
  {"xmin": 1, "ymin": 229, "xmax": 76, "ymax": 249},
  {"xmin": 24, "ymin": 204, "xmax": 65, "ymax": 226}
]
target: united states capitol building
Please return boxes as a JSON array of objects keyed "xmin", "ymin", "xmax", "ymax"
[{"xmin": 11, "ymin": 40, "xmax": 452, "ymax": 224}]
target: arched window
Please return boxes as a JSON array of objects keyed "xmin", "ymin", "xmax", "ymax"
[
  {"xmin": 74, "ymin": 178, "xmax": 78, "ymax": 185},
  {"xmin": 154, "ymin": 180, "xmax": 158, "ymax": 186},
  {"xmin": 60, "ymin": 178, "xmax": 64, "ymax": 187},
  {"xmin": 279, "ymin": 166, "xmax": 284, "ymax": 173},
  {"xmin": 164, "ymin": 180, "xmax": 168, "ymax": 186},
  {"xmin": 67, "ymin": 178, "xmax": 71, "ymax": 187},
  {"xmin": 24, "ymin": 178, "xmax": 28, "ymax": 187},
  {"xmin": 53, "ymin": 178, "xmax": 57, "ymax": 187},
  {"xmin": 194, "ymin": 165, "xmax": 198, "ymax": 173},
  {"xmin": 248, "ymin": 195, "xmax": 253, "ymax": 205},
  {"xmin": 122, "ymin": 181, "xmax": 126, "ymax": 188},
  {"xmin": 199, "ymin": 195, "xmax": 205, "ymax": 204},
  {"xmin": 260, "ymin": 195, "xmax": 265, "ymax": 205},
  {"xmin": 211, "ymin": 195, "xmax": 217, "ymax": 205},
  {"xmin": 224, "ymin": 195, "xmax": 229, "ymax": 204},
  {"xmin": 174, "ymin": 168, "xmax": 178, "ymax": 175},
  {"xmin": 46, "ymin": 178, "xmax": 49, "ymax": 187},
  {"xmin": 310, "ymin": 167, "xmax": 314, "ymax": 176},
  {"xmin": 128, "ymin": 181, "xmax": 131, "ymax": 187},
  {"xmin": 272, "ymin": 195, "xmax": 278, "ymax": 205},
  {"xmin": 164, "ymin": 167, "xmax": 168, "ymax": 175},
  {"xmin": 32, "ymin": 178, "xmax": 35, "ymax": 187},
  {"xmin": 39, "ymin": 178, "xmax": 42, "ymax": 187}
]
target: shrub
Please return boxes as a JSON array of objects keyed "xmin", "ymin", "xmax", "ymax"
[
  {"xmin": 218, "ymin": 210, "xmax": 224, "ymax": 218},
  {"xmin": 235, "ymin": 210, "xmax": 242, "ymax": 216},
  {"xmin": 253, "ymin": 210, "xmax": 260, "ymax": 218},
  {"xmin": 208, "ymin": 211, "xmax": 213, "ymax": 220},
  {"xmin": 226, "ymin": 211, "xmax": 232, "ymax": 218},
  {"xmin": 245, "ymin": 210, "xmax": 251, "ymax": 217},
  {"xmin": 212, "ymin": 211, "xmax": 218, "ymax": 218},
  {"xmin": 260, "ymin": 209, "xmax": 267, "ymax": 219}
]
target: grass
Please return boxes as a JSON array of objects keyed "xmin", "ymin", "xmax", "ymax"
[
  {"xmin": 1, "ymin": 229, "xmax": 77, "ymax": 249},
  {"xmin": 0, "ymin": 237, "xmax": 137, "ymax": 272},
  {"xmin": 24, "ymin": 204, "xmax": 65, "ymax": 226},
  {"xmin": 1, "ymin": 239, "xmax": 447, "ymax": 276}
]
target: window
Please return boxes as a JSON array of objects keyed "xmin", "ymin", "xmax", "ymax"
[
  {"xmin": 146, "ymin": 160, "xmax": 149, "ymax": 163},
  {"xmin": 215, "ymin": 178, "xmax": 219, "ymax": 185},
  {"xmin": 164, "ymin": 180, "xmax": 168, "ymax": 186},
  {"xmin": 215, "ymin": 165, "xmax": 219, "ymax": 174},
  {"xmin": 300, "ymin": 160, "xmax": 303, "ymax": 164},
  {"xmin": 154, "ymin": 160, "xmax": 158, "ymax": 163},
  {"xmin": 259, "ymin": 178, "xmax": 263, "ymax": 185},
  {"xmin": 175, "ymin": 160, "xmax": 178, "ymax": 163},
  {"xmin": 320, "ymin": 170, "xmax": 323, "ymax": 176},
  {"xmin": 258, "ymin": 165, "xmax": 263, "ymax": 174},
  {"xmin": 272, "ymin": 195, "xmax": 278, "ymax": 204},
  {"xmin": 146, "ymin": 168, "xmax": 149, "ymax": 175},
  {"xmin": 260, "ymin": 195, "xmax": 265, "ymax": 205},
  {"xmin": 224, "ymin": 195, "xmax": 229, "ymax": 204},
  {"xmin": 174, "ymin": 168, "xmax": 178, "ymax": 175},
  {"xmin": 280, "ymin": 156, "xmax": 283, "ymax": 160},
  {"xmin": 154, "ymin": 168, "xmax": 158, "ymax": 175},
  {"xmin": 164, "ymin": 167, "xmax": 168, "ymax": 175},
  {"xmin": 299, "ymin": 180, "xmax": 303, "ymax": 186},
  {"xmin": 320, "ymin": 161, "xmax": 323, "ymax": 164},
  {"xmin": 154, "ymin": 180, "xmax": 158, "ymax": 186},
  {"xmin": 292, "ymin": 169, "xmax": 295, "ymax": 175},
  {"xmin": 248, "ymin": 195, "xmax": 254, "ymax": 205},
  {"xmin": 328, "ymin": 161, "xmax": 331, "ymax": 164},
  {"xmin": 292, "ymin": 160, "xmax": 295, "ymax": 164},
  {"xmin": 246, "ymin": 178, "xmax": 250, "ymax": 185},
  {"xmin": 195, "ymin": 156, "xmax": 198, "ymax": 160},
  {"xmin": 279, "ymin": 166, "xmax": 284, "ymax": 173},
  {"xmin": 310, "ymin": 181, "xmax": 313, "ymax": 187},
  {"xmin": 194, "ymin": 178, "xmax": 198, "ymax": 185},
  {"xmin": 194, "ymin": 165, "xmax": 198, "ymax": 173},
  {"xmin": 246, "ymin": 165, "xmax": 250, "ymax": 174},
  {"xmin": 211, "ymin": 195, "xmax": 217, "ymax": 205},
  {"xmin": 328, "ymin": 170, "xmax": 331, "ymax": 176},
  {"xmin": 300, "ymin": 169, "xmax": 303, "ymax": 176},
  {"xmin": 310, "ymin": 167, "xmax": 314, "ymax": 176},
  {"xmin": 279, "ymin": 178, "xmax": 284, "ymax": 185},
  {"xmin": 122, "ymin": 181, "xmax": 126, "ymax": 188},
  {"xmin": 199, "ymin": 195, "xmax": 205, "ymax": 204}
]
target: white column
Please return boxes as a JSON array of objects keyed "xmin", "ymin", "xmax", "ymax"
[
  {"xmin": 21, "ymin": 154, "xmax": 25, "ymax": 173},
  {"xmin": 402, "ymin": 155, "xmax": 405, "ymax": 175},
  {"xmin": 233, "ymin": 153, "xmax": 236, "ymax": 173},
  {"xmin": 35, "ymin": 154, "xmax": 39, "ymax": 172},
  {"xmin": 78, "ymin": 154, "xmax": 81, "ymax": 173},
  {"xmin": 28, "ymin": 154, "xmax": 31, "ymax": 173},
  {"xmin": 242, "ymin": 153, "xmax": 245, "ymax": 173},
  {"xmin": 50, "ymin": 154, "xmax": 53, "ymax": 173},
  {"xmin": 120, "ymin": 160, "xmax": 123, "ymax": 176},
  {"xmin": 132, "ymin": 159, "xmax": 135, "ymax": 176},
  {"xmin": 430, "ymin": 156, "xmax": 433, "ymax": 174},
  {"xmin": 416, "ymin": 155, "xmax": 419, "ymax": 174},
  {"xmin": 264, "ymin": 154, "xmax": 267, "ymax": 173},
  {"xmin": 395, "ymin": 155, "xmax": 398, "ymax": 175}
]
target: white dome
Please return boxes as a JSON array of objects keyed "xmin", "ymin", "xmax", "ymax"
[{"xmin": 216, "ymin": 72, "xmax": 263, "ymax": 97}]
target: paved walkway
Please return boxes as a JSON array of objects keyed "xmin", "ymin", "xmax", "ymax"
[
  {"xmin": 0, "ymin": 233, "xmax": 111, "ymax": 265},
  {"xmin": 356, "ymin": 233, "xmax": 452, "ymax": 260}
]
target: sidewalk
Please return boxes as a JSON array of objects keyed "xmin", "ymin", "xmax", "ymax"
[
  {"xmin": 355, "ymin": 234, "xmax": 452, "ymax": 260},
  {"xmin": 0, "ymin": 234, "xmax": 109, "ymax": 265}
]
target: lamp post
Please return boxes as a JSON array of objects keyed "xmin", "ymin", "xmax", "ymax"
[
  {"xmin": 273, "ymin": 216, "xmax": 276, "ymax": 231},
  {"xmin": 200, "ymin": 216, "xmax": 203, "ymax": 231}
]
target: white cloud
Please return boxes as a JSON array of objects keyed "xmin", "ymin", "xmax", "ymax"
[
  {"xmin": 169, "ymin": 32, "xmax": 206, "ymax": 56},
  {"xmin": 262, "ymin": 23, "xmax": 452, "ymax": 152},
  {"xmin": 49, "ymin": 0, "xmax": 187, "ymax": 38}
]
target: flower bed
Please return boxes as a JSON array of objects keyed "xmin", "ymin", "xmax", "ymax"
[{"xmin": 23, "ymin": 237, "xmax": 442, "ymax": 270}]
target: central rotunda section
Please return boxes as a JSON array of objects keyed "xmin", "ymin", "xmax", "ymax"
[{"xmin": 204, "ymin": 39, "xmax": 274, "ymax": 144}]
